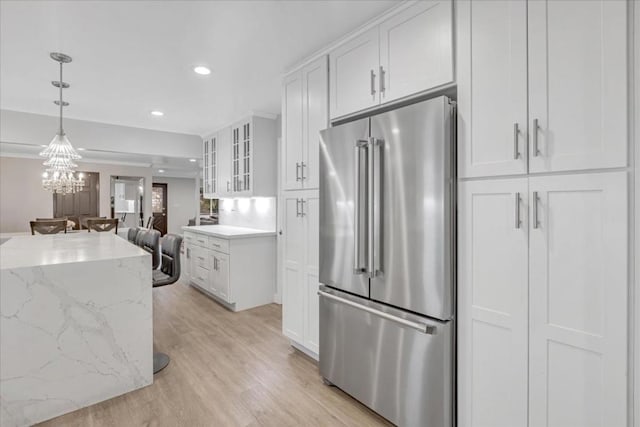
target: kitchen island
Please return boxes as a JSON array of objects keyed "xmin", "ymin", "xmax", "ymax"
[{"xmin": 0, "ymin": 233, "xmax": 152, "ymax": 427}]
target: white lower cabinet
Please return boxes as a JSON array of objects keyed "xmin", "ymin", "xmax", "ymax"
[
  {"xmin": 459, "ymin": 171, "xmax": 629, "ymax": 427},
  {"xmin": 183, "ymin": 229, "xmax": 276, "ymax": 312},
  {"xmin": 281, "ymin": 190, "xmax": 319, "ymax": 356}
]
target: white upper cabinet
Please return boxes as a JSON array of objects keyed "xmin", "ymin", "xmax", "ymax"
[
  {"xmin": 458, "ymin": 178, "xmax": 529, "ymax": 427},
  {"xmin": 282, "ymin": 72, "xmax": 304, "ymax": 190},
  {"xmin": 528, "ymin": 0, "xmax": 628, "ymax": 173},
  {"xmin": 329, "ymin": 27, "xmax": 380, "ymax": 120},
  {"xmin": 528, "ymin": 172, "xmax": 628, "ymax": 427},
  {"xmin": 379, "ymin": 0, "xmax": 453, "ymax": 104},
  {"xmin": 302, "ymin": 58, "xmax": 328, "ymax": 190},
  {"xmin": 282, "ymin": 56, "xmax": 328, "ymax": 191},
  {"xmin": 457, "ymin": 0, "xmax": 528, "ymax": 178},
  {"xmin": 202, "ymin": 117, "xmax": 276, "ymax": 198},
  {"xmin": 329, "ymin": 0, "xmax": 453, "ymax": 120}
]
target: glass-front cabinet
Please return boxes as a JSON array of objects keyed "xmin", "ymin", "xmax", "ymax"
[{"xmin": 202, "ymin": 115, "xmax": 277, "ymax": 198}]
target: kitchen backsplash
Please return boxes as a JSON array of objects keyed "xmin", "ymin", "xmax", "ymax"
[{"xmin": 217, "ymin": 197, "xmax": 276, "ymax": 231}]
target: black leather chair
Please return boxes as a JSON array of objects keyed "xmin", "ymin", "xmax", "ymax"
[
  {"xmin": 151, "ymin": 233, "xmax": 183, "ymax": 373},
  {"xmin": 127, "ymin": 227, "xmax": 141, "ymax": 243},
  {"xmin": 137, "ymin": 229, "xmax": 161, "ymax": 270}
]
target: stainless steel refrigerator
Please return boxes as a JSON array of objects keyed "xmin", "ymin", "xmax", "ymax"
[{"xmin": 318, "ymin": 96, "xmax": 456, "ymax": 427}]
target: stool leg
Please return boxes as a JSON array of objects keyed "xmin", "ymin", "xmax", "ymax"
[{"xmin": 153, "ymin": 352, "xmax": 170, "ymax": 374}]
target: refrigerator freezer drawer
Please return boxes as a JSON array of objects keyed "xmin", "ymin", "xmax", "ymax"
[{"xmin": 319, "ymin": 287, "xmax": 454, "ymax": 427}]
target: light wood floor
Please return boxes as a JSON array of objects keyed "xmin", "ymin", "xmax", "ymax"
[{"xmin": 38, "ymin": 279, "xmax": 391, "ymax": 427}]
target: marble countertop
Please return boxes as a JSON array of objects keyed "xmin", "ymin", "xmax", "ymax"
[
  {"xmin": 182, "ymin": 225, "xmax": 276, "ymax": 239},
  {"xmin": 0, "ymin": 232, "xmax": 149, "ymax": 270}
]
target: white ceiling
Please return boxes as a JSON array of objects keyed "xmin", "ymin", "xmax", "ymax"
[{"xmin": 0, "ymin": 0, "xmax": 398, "ymax": 136}]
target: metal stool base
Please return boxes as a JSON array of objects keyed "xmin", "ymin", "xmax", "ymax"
[{"xmin": 153, "ymin": 352, "xmax": 170, "ymax": 374}]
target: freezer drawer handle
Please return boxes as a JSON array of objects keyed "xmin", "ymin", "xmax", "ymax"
[{"xmin": 318, "ymin": 290, "xmax": 436, "ymax": 335}]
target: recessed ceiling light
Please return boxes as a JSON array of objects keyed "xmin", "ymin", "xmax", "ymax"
[
  {"xmin": 158, "ymin": 169, "xmax": 165, "ymax": 173},
  {"xmin": 189, "ymin": 158, "xmax": 197, "ymax": 162},
  {"xmin": 151, "ymin": 111, "xmax": 164, "ymax": 116},
  {"xmin": 193, "ymin": 66, "xmax": 211, "ymax": 75}
]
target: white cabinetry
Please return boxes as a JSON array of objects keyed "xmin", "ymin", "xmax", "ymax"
[
  {"xmin": 458, "ymin": 178, "xmax": 529, "ymax": 427},
  {"xmin": 528, "ymin": 172, "xmax": 628, "ymax": 427},
  {"xmin": 282, "ymin": 56, "xmax": 328, "ymax": 191},
  {"xmin": 183, "ymin": 228, "xmax": 276, "ymax": 312},
  {"xmin": 458, "ymin": 172, "xmax": 629, "ymax": 427},
  {"xmin": 329, "ymin": 0, "xmax": 453, "ymax": 119},
  {"xmin": 458, "ymin": 0, "xmax": 628, "ymax": 178},
  {"xmin": 202, "ymin": 117, "xmax": 277, "ymax": 198},
  {"xmin": 281, "ymin": 190, "xmax": 319, "ymax": 356}
]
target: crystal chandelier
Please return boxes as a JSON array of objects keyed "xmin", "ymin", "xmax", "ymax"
[{"xmin": 40, "ymin": 52, "xmax": 84, "ymax": 194}]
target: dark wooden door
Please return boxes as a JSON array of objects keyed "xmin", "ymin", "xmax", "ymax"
[
  {"xmin": 152, "ymin": 183, "xmax": 168, "ymax": 236},
  {"xmin": 53, "ymin": 171, "xmax": 99, "ymax": 219}
]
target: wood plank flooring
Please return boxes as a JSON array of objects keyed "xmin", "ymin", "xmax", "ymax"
[{"xmin": 38, "ymin": 279, "xmax": 391, "ymax": 426}]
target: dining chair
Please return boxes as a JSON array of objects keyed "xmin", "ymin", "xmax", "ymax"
[
  {"xmin": 79, "ymin": 216, "xmax": 106, "ymax": 230},
  {"xmin": 30, "ymin": 219, "xmax": 67, "ymax": 235},
  {"xmin": 86, "ymin": 218, "xmax": 119, "ymax": 233}
]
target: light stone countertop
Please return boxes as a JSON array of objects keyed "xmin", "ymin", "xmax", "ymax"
[
  {"xmin": 0, "ymin": 232, "xmax": 149, "ymax": 270},
  {"xmin": 182, "ymin": 225, "xmax": 276, "ymax": 239}
]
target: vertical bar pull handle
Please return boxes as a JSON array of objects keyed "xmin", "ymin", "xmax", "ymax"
[
  {"xmin": 354, "ymin": 142, "xmax": 364, "ymax": 274},
  {"xmin": 379, "ymin": 66, "xmax": 386, "ymax": 97},
  {"xmin": 301, "ymin": 162, "xmax": 306, "ymax": 181},
  {"xmin": 300, "ymin": 199, "xmax": 306, "ymax": 217},
  {"xmin": 532, "ymin": 119, "xmax": 539, "ymax": 157},
  {"xmin": 295, "ymin": 162, "xmax": 301, "ymax": 181},
  {"xmin": 295, "ymin": 198, "xmax": 300, "ymax": 217},
  {"xmin": 370, "ymin": 69, "xmax": 376, "ymax": 98},
  {"xmin": 515, "ymin": 192, "xmax": 521, "ymax": 229},
  {"xmin": 513, "ymin": 123, "xmax": 520, "ymax": 159},
  {"xmin": 532, "ymin": 191, "xmax": 539, "ymax": 229},
  {"xmin": 367, "ymin": 137, "xmax": 375, "ymax": 278}
]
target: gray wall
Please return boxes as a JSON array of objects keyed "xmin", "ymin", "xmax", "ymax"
[
  {"xmin": 0, "ymin": 156, "xmax": 152, "ymax": 233},
  {"xmin": 152, "ymin": 177, "xmax": 198, "ymax": 235}
]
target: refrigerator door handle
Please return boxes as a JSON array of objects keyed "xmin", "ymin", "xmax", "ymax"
[
  {"xmin": 318, "ymin": 290, "xmax": 436, "ymax": 335},
  {"xmin": 367, "ymin": 137, "xmax": 376, "ymax": 278},
  {"xmin": 354, "ymin": 140, "xmax": 368, "ymax": 274}
]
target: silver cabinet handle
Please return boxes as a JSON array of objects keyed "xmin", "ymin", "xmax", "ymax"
[
  {"xmin": 215, "ymin": 257, "xmax": 218, "ymax": 271},
  {"xmin": 513, "ymin": 123, "xmax": 520, "ymax": 159},
  {"xmin": 227, "ymin": 181, "xmax": 230, "ymax": 192},
  {"xmin": 532, "ymin": 118, "xmax": 539, "ymax": 157},
  {"xmin": 353, "ymin": 140, "xmax": 367, "ymax": 274},
  {"xmin": 295, "ymin": 198, "xmax": 300, "ymax": 217},
  {"xmin": 318, "ymin": 290, "xmax": 436, "ymax": 335},
  {"xmin": 186, "ymin": 248, "xmax": 190, "ymax": 259},
  {"xmin": 515, "ymin": 192, "xmax": 521, "ymax": 229},
  {"xmin": 532, "ymin": 191, "xmax": 539, "ymax": 229},
  {"xmin": 379, "ymin": 66, "xmax": 386, "ymax": 97},
  {"xmin": 300, "ymin": 199, "xmax": 306, "ymax": 217},
  {"xmin": 197, "ymin": 256, "xmax": 205, "ymax": 261},
  {"xmin": 301, "ymin": 162, "xmax": 306, "ymax": 181},
  {"xmin": 295, "ymin": 162, "xmax": 301, "ymax": 181},
  {"xmin": 367, "ymin": 137, "xmax": 375, "ymax": 278},
  {"xmin": 370, "ymin": 69, "xmax": 376, "ymax": 97}
]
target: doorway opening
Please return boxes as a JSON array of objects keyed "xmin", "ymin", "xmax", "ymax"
[
  {"xmin": 110, "ymin": 176, "xmax": 145, "ymax": 229},
  {"xmin": 53, "ymin": 171, "xmax": 99, "ymax": 224},
  {"xmin": 152, "ymin": 183, "xmax": 168, "ymax": 236}
]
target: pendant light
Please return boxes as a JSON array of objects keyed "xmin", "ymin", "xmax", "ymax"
[{"xmin": 40, "ymin": 52, "xmax": 84, "ymax": 194}]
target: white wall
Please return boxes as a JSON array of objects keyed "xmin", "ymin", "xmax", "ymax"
[
  {"xmin": 0, "ymin": 110, "xmax": 201, "ymax": 158},
  {"xmin": 0, "ymin": 156, "xmax": 152, "ymax": 233},
  {"xmin": 152, "ymin": 176, "xmax": 198, "ymax": 235},
  {"xmin": 218, "ymin": 197, "xmax": 276, "ymax": 231}
]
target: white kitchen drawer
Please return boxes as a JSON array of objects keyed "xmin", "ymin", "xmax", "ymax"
[
  {"xmin": 184, "ymin": 231, "xmax": 208, "ymax": 248},
  {"xmin": 208, "ymin": 236, "xmax": 229, "ymax": 254},
  {"xmin": 192, "ymin": 265, "xmax": 210, "ymax": 289},
  {"xmin": 192, "ymin": 247, "xmax": 210, "ymax": 270}
]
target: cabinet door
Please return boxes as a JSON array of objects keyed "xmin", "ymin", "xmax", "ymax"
[
  {"xmin": 457, "ymin": 0, "xmax": 528, "ymax": 178},
  {"xmin": 329, "ymin": 27, "xmax": 380, "ymax": 119},
  {"xmin": 183, "ymin": 242, "xmax": 192, "ymax": 282},
  {"xmin": 217, "ymin": 127, "xmax": 232, "ymax": 196},
  {"xmin": 282, "ymin": 195, "xmax": 304, "ymax": 342},
  {"xmin": 213, "ymin": 251, "xmax": 230, "ymax": 303},
  {"xmin": 529, "ymin": 172, "xmax": 627, "ymax": 427},
  {"xmin": 302, "ymin": 57, "xmax": 328, "ymax": 191},
  {"xmin": 282, "ymin": 71, "xmax": 304, "ymax": 190},
  {"xmin": 528, "ymin": 0, "xmax": 627, "ymax": 172},
  {"xmin": 303, "ymin": 193, "xmax": 320, "ymax": 353},
  {"xmin": 210, "ymin": 134, "xmax": 218, "ymax": 195},
  {"xmin": 202, "ymin": 138, "xmax": 211, "ymax": 197},
  {"xmin": 458, "ymin": 178, "xmax": 528, "ymax": 427},
  {"xmin": 232, "ymin": 120, "xmax": 252, "ymax": 196},
  {"xmin": 379, "ymin": 0, "xmax": 453, "ymax": 104}
]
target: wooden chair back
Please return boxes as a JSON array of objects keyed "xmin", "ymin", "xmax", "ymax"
[
  {"xmin": 87, "ymin": 218, "xmax": 119, "ymax": 233},
  {"xmin": 30, "ymin": 219, "xmax": 67, "ymax": 235}
]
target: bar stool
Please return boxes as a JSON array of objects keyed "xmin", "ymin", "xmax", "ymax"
[{"xmin": 151, "ymin": 233, "xmax": 183, "ymax": 373}]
